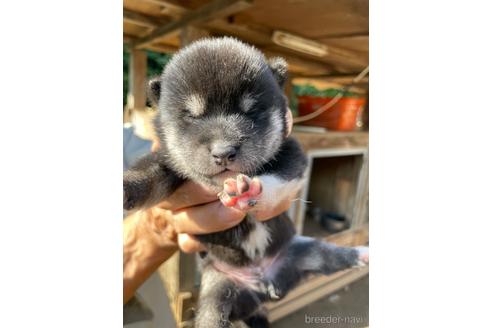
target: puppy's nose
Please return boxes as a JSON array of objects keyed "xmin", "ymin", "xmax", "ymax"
[{"xmin": 211, "ymin": 144, "xmax": 237, "ymax": 165}]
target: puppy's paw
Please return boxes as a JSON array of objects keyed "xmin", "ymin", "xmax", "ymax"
[
  {"xmin": 123, "ymin": 178, "xmax": 147, "ymax": 211},
  {"xmin": 123, "ymin": 183, "xmax": 136, "ymax": 211},
  {"xmin": 354, "ymin": 246, "xmax": 369, "ymax": 266},
  {"xmin": 217, "ymin": 174, "xmax": 262, "ymax": 211}
]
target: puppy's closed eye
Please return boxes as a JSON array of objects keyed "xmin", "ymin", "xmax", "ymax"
[{"xmin": 240, "ymin": 94, "xmax": 257, "ymax": 112}]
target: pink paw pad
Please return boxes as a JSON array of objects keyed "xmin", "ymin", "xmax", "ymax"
[
  {"xmin": 218, "ymin": 174, "xmax": 262, "ymax": 211},
  {"xmin": 355, "ymin": 246, "xmax": 369, "ymax": 266}
]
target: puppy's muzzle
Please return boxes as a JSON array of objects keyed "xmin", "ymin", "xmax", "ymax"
[{"xmin": 211, "ymin": 143, "xmax": 239, "ymax": 166}]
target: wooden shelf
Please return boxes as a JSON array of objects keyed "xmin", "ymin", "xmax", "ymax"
[
  {"xmin": 267, "ymin": 266, "xmax": 369, "ymax": 322},
  {"xmin": 293, "ymin": 131, "xmax": 368, "ymax": 152}
]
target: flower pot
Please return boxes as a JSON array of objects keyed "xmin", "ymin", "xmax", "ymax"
[{"xmin": 297, "ymin": 95, "xmax": 366, "ymax": 131}]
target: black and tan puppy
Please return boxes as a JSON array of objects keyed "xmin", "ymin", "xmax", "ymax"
[{"xmin": 124, "ymin": 37, "xmax": 368, "ymax": 328}]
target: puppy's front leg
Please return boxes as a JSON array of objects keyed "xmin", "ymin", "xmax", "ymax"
[{"xmin": 123, "ymin": 152, "xmax": 184, "ymax": 211}]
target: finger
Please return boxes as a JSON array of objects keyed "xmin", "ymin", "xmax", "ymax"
[
  {"xmin": 151, "ymin": 139, "xmax": 160, "ymax": 153},
  {"xmin": 223, "ymin": 178, "xmax": 237, "ymax": 195},
  {"xmin": 218, "ymin": 191, "xmax": 236, "ymax": 207},
  {"xmin": 249, "ymin": 177, "xmax": 262, "ymax": 196},
  {"xmin": 157, "ymin": 181, "xmax": 218, "ymax": 211},
  {"xmin": 172, "ymin": 200, "xmax": 246, "ymax": 235},
  {"xmin": 178, "ymin": 233, "xmax": 206, "ymax": 253}
]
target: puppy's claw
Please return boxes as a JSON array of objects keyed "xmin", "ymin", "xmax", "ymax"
[
  {"xmin": 247, "ymin": 199, "xmax": 257, "ymax": 207},
  {"xmin": 267, "ymin": 283, "xmax": 280, "ymax": 300},
  {"xmin": 237, "ymin": 174, "xmax": 250, "ymax": 194}
]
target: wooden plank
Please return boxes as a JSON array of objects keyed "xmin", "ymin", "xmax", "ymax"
[
  {"xmin": 206, "ymin": 19, "xmax": 367, "ymax": 69},
  {"xmin": 124, "ymin": 33, "xmax": 137, "ymax": 43},
  {"xmin": 262, "ymin": 49, "xmax": 334, "ymax": 76},
  {"xmin": 352, "ymin": 153, "xmax": 369, "ymax": 228},
  {"xmin": 205, "ymin": 18, "xmax": 272, "ymax": 45},
  {"xmin": 140, "ymin": 0, "xmax": 190, "ymax": 18},
  {"xmin": 123, "ymin": 8, "xmax": 169, "ymax": 28},
  {"xmin": 231, "ymin": 0, "xmax": 368, "ymax": 40},
  {"xmin": 126, "ymin": 0, "xmax": 368, "ymax": 71},
  {"xmin": 326, "ymin": 224, "xmax": 369, "ymax": 245},
  {"xmin": 180, "ymin": 26, "xmax": 210, "ymax": 46},
  {"xmin": 145, "ymin": 42, "xmax": 179, "ymax": 54},
  {"xmin": 203, "ymin": 20, "xmax": 338, "ymax": 75},
  {"xmin": 293, "ymin": 131, "xmax": 368, "ymax": 152},
  {"xmin": 157, "ymin": 252, "xmax": 180, "ymax": 324},
  {"xmin": 130, "ymin": 0, "xmax": 253, "ymax": 49},
  {"xmin": 125, "ymin": 4, "xmax": 361, "ymax": 73},
  {"xmin": 124, "ymin": 21, "xmax": 151, "ymax": 37},
  {"xmin": 321, "ymin": 35, "xmax": 369, "ymax": 53},
  {"xmin": 269, "ymin": 43, "xmax": 368, "ymax": 69},
  {"xmin": 267, "ymin": 266, "xmax": 369, "ymax": 322}
]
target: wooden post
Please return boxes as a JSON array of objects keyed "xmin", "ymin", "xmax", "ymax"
[{"xmin": 128, "ymin": 49, "xmax": 147, "ymax": 111}]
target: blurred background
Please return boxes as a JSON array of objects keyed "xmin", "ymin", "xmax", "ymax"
[{"xmin": 123, "ymin": 1, "xmax": 369, "ymax": 327}]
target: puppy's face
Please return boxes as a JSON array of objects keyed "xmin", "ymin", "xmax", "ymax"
[{"xmin": 150, "ymin": 38, "xmax": 288, "ymax": 184}]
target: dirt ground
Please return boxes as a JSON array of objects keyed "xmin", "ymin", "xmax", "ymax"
[{"xmin": 271, "ymin": 275, "xmax": 369, "ymax": 328}]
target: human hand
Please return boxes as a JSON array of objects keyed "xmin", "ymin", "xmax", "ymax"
[
  {"xmin": 123, "ymin": 179, "xmax": 245, "ymax": 304},
  {"xmin": 146, "ymin": 179, "xmax": 247, "ymax": 253}
]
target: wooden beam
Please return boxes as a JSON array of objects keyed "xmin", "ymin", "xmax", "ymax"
[
  {"xmin": 123, "ymin": 33, "xmax": 137, "ymax": 44},
  {"xmin": 124, "ymin": 4, "xmax": 347, "ymax": 74},
  {"xmin": 145, "ymin": 43, "xmax": 179, "ymax": 54},
  {"xmin": 262, "ymin": 49, "xmax": 333, "ymax": 76},
  {"xmin": 269, "ymin": 43, "xmax": 368, "ymax": 69},
  {"xmin": 130, "ymin": 0, "xmax": 252, "ymax": 49},
  {"xmin": 126, "ymin": 2, "xmax": 366, "ymax": 70},
  {"xmin": 128, "ymin": 49, "xmax": 148, "ymax": 111},
  {"xmin": 203, "ymin": 19, "xmax": 335, "ymax": 74},
  {"xmin": 180, "ymin": 26, "xmax": 210, "ymax": 46},
  {"xmin": 140, "ymin": 0, "xmax": 189, "ymax": 18},
  {"xmin": 205, "ymin": 19, "xmax": 367, "ymax": 69},
  {"xmin": 205, "ymin": 18, "xmax": 272, "ymax": 45},
  {"xmin": 123, "ymin": 9, "xmax": 168, "ymax": 28}
]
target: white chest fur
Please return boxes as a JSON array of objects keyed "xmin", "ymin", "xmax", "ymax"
[{"xmin": 241, "ymin": 220, "xmax": 271, "ymax": 259}]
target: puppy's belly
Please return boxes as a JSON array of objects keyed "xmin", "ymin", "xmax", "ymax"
[{"xmin": 210, "ymin": 252, "xmax": 285, "ymax": 292}]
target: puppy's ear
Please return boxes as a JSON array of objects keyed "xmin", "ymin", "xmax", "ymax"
[
  {"xmin": 268, "ymin": 57, "xmax": 288, "ymax": 88},
  {"xmin": 147, "ymin": 77, "xmax": 161, "ymax": 107}
]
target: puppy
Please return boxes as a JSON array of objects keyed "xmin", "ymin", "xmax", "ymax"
[{"xmin": 123, "ymin": 37, "xmax": 368, "ymax": 328}]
